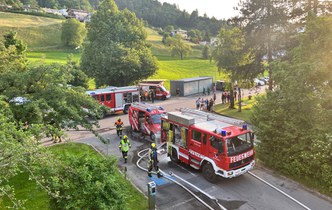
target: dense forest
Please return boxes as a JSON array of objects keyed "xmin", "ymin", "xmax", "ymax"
[
  {"xmin": 1, "ymin": 0, "xmax": 226, "ymax": 35},
  {"xmin": 114, "ymin": 0, "xmax": 226, "ymax": 35}
]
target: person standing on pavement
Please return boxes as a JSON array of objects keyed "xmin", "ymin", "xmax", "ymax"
[
  {"xmin": 114, "ymin": 117, "xmax": 123, "ymax": 139},
  {"xmin": 119, "ymin": 135, "xmax": 131, "ymax": 163},
  {"xmin": 148, "ymin": 143, "xmax": 162, "ymax": 178},
  {"xmin": 196, "ymin": 97, "xmax": 201, "ymax": 109},
  {"xmin": 200, "ymin": 98, "xmax": 205, "ymax": 110},
  {"xmin": 209, "ymin": 98, "xmax": 214, "ymax": 112},
  {"xmin": 151, "ymin": 89, "xmax": 155, "ymax": 103},
  {"xmin": 176, "ymin": 88, "xmax": 180, "ymax": 96}
]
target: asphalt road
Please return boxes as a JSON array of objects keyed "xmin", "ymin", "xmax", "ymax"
[{"xmin": 54, "ymin": 90, "xmax": 332, "ymax": 210}]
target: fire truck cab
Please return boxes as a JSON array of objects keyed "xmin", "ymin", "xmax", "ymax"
[
  {"xmin": 129, "ymin": 102, "xmax": 166, "ymax": 141},
  {"xmin": 86, "ymin": 86, "xmax": 140, "ymax": 116},
  {"xmin": 161, "ymin": 108, "xmax": 255, "ymax": 182}
]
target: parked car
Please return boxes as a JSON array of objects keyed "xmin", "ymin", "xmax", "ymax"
[
  {"xmin": 260, "ymin": 77, "xmax": 269, "ymax": 84},
  {"xmin": 254, "ymin": 78, "xmax": 265, "ymax": 86}
]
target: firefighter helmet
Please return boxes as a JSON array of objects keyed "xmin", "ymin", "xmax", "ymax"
[
  {"xmin": 151, "ymin": 143, "xmax": 156, "ymax": 148},
  {"xmin": 123, "ymin": 135, "xmax": 128, "ymax": 139}
]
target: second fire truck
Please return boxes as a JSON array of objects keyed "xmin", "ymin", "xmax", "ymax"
[
  {"xmin": 161, "ymin": 108, "xmax": 255, "ymax": 182},
  {"xmin": 86, "ymin": 86, "xmax": 140, "ymax": 116}
]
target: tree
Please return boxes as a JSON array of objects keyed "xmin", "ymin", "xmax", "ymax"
[
  {"xmin": 63, "ymin": 0, "xmax": 92, "ymax": 11},
  {"xmin": 3, "ymin": 31, "xmax": 27, "ymax": 55},
  {"xmin": 36, "ymin": 0, "xmax": 58, "ymax": 8},
  {"xmin": 189, "ymin": 9, "xmax": 199, "ymax": 27},
  {"xmin": 65, "ymin": 55, "xmax": 90, "ymax": 88},
  {"xmin": 33, "ymin": 152, "xmax": 126, "ymax": 209},
  {"xmin": 20, "ymin": 0, "xmax": 39, "ymax": 7},
  {"xmin": 212, "ymin": 27, "xmax": 254, "ymax": 109},
  {"xmin": 251, "ymin": 16, "xmax": 332, "ymax": 195},
  {"xmin": 61, "ymin": 18, "xmax": 86, "ymax": 48},
  {"xmin": 9, "ymin": 64, "xmax": 102, "ymax": 141},
  {"xmin": 0, "ymin": 32, "xmax": 102, "ymax": 142},
  {"xmin": 202, "ymin": 45, "xmax": 210, "ymax": 60},
  {"xmin": 2, "ymin": 0, "xmax": 22, "ymax": 8},
  {"xmin": 0, "ymin": 102, "xmax": 48, "ymax": 209},
  {"xmin": 81, "ymin": 0, "xmax": 158, "ymax": 87},
  {"xmin": 188, "ymin": 29, "xmax": 202, "ymax": 43},
  {"xmin": 170, "ymin": 34, "xmax": 192, "ymax": 60},
  {"xmin": 0, "ymin": 31, "xmax": 128, "ymax": 210},
  {"xmin": 203, "ymin": 30, "xmax": 211, "ymax": 42},
  {"xmin": 234, "ymin": 0, "xmax": 289, "ymax": 90},
  {"xmin": 88, "ymin": 0, "xmax": 100, "ymax": 9},
  {"xmin": 164, "ymin": 25, "xmax": 174, "ymax": 33}
]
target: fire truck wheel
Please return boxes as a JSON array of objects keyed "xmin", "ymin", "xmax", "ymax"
[
  {"xmin": 202, "ymin": 163, "xmax": 218, "ymax": 183},
  {"xmin": 123, "ymin": 106, "xmax": 129, "ymax": 114},
  {"xmin": 162, "ymin": 95, "xmax": 166, "ymax": 100},
  {"xmin": 150, "ymin": 132, "xmax": 156, "ymax": 141}
]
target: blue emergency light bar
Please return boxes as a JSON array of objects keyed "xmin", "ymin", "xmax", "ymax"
[
  {"xmin": 242, "ymin": 124, "xmax": 248, "ymax": 130},
  {"xmin": 221, "ymin": 130, "xmax": 227, "ymax": 136}
]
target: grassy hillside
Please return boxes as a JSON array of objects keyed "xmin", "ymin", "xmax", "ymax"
[
  {"xmin": 0, "ymin": 12, "xmax": 226, "ymax": 86},
  {"xmin": 145, "ymin": 27, "xmax": 203, "ymax": 58},
  {"xmin": 0, "ymin": 12, "xmax": 63, "ymax": 50}
]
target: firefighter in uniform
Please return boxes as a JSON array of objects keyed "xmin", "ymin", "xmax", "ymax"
[
  {"xmin": 114, "ymin": 117, "xmax": 123, "ymax": 139},
  {"xmin": 148, "ymin": 143, "xmax": 162, "ymax": 178},
  {"xmin": 119, "ymin": 135, "xmax": 131, "ymax": 163}
]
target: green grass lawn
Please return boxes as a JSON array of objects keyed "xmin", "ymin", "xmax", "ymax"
[
  {"xmin": 27, "ymin": 50, "xmax": 81, "ymax": 64},
  {"xmin": 0, "ymin": 143, "xmax": 147, "ymax": 210},
  {"xmin": 155, "ymin": 58, "xmax": 221, "ymax": 89},
  {"xmin": 0, "ymin": 173, "xmax": 50, "ymax": 209},
  {"xmin": 213, "ymin": 95, "xmax": 261, "ymax": 123}
]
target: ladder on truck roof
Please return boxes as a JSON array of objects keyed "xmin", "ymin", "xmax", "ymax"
[
  {"xmin": 132, "ymin": 102, "xmax": 164, "ymax": 112},
  {"xmin": 178, "ymin": 108, "xmax": 245, "ymax": 126}
]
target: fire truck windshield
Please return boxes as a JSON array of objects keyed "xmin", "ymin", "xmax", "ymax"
[
  {"xmin": 226, "ymin": 133, "xmax": 254, "ymax": 156},
  {"xmin": 151, "ymin": 114, "xmax": 165, "ymax": 124},
  {"xmin": 160, "ymin": 86, "xmax": 167, "ymax": 92}
]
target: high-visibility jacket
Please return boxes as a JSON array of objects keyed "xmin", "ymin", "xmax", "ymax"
[
  {"xmin": 148, "ymin": 148, "xmax": 158, "ymax": 163},
  {"xmin": 115, "ymin": 120, "xmax": 123, "ymax": 130},
  {"xmin": 119, "ymin": 139, "xmax": 131, "ymax": 152}
]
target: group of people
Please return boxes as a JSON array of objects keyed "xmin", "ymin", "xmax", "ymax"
[
  {"xmin": 196, "ymin": 97, "xmax": 215, "ymax": 111},
  {"xmin": 221, "ymin": 90, "xmax": 243, "ymax": 104},
  {"xmin": 140, "ymin": 88, "xmax": 155, "ymax": 103},
  {"xmin": 221, "ymin": 91, "xmax": 232, "ymax": 104},
  {"xmin": 116, "ymin": 118, "xmax": 161, "ymax": 178}
]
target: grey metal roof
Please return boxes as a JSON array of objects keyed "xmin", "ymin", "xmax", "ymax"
[{"xmin": 172, "ymin": 77, "xmax": 213, "ymax": 82}]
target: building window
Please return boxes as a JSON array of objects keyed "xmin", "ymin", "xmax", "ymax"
[{"xmin": 100, "ymin": 95, "xmax": 105, "ymax": 102}]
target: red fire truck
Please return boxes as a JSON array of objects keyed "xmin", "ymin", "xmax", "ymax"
[
  {"xmin": 86, "ymin": 86, "xmax": 140, "ymax": 116},
  {"xmin": 139, "ymin": 83, "xmax": 171, "ymax": 100},
  {"xmin": 161, "ymin": 108, "xmax": 255, "ymax": 182},
  {"xmin": 128, "ymin": 102, "xmax": 166, "ymax": 141}
]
